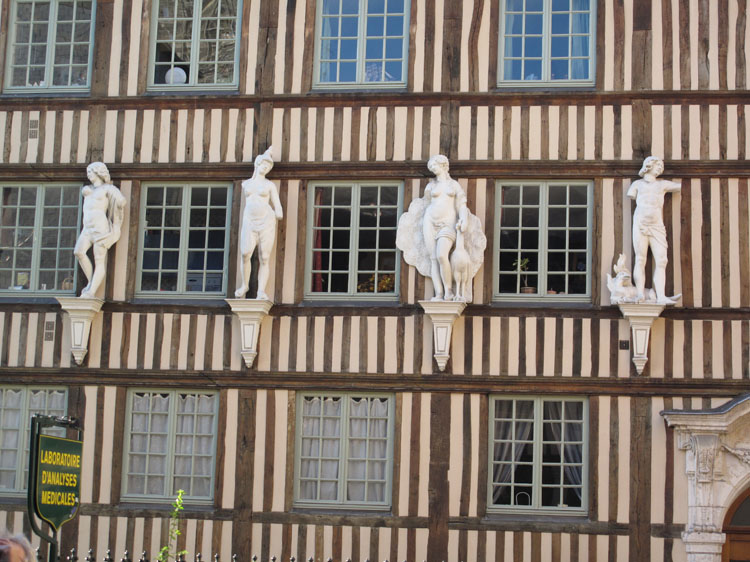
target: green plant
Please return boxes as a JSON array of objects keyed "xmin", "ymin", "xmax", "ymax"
[
  {"xmin": 157, "ymin": 489, "xmax": 188, "ymax": 562},
  {"xmin": 513, "ymin": 257, "xmax": 531, "ymax": 287}
]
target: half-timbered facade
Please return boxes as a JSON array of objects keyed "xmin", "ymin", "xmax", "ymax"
[{"xmin": 1, "ymin": 0, "xmax": 749, "ymax": 561}]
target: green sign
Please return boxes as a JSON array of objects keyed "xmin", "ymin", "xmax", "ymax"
[{"xmin": 34, "ymin": 434, "xmax": 82, "ymax": 532}]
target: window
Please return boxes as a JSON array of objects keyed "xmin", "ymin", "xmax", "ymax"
[
  {"xmin": 122, "ymin": 390, "xmax": 218, "ymax": 503},
  {"xmin": 315, "ymin": 0, "xmax": 409, "ymax": 88},
  {"xmin": 494, "ymin": 181, "xmax": 592, "ymax": 300},
  {"xmin": 0, "ymin": 184, "xmax": 81, "ymax": 293},
  {"xmin": 138, "ymin": 183, "xmax": 231, "ymax": 296},
  {"xmin": 295, "ymin": 393, "xmax": 393, "ymax": 509},
  {"xmin": 148, "ymin": 0, "xmax": 241, "ymax": 89},
  {"xmin": 498, "ymin": 0, "xmax": 594, "ymax": 86},
  {"xmin": 5, "ymin": 0, "xmax": 95, "ymax": 91},
  {"xmin": 306, "ymin": 182, "xmax": 401, "ymax": 299},
  {"xmin": 489, "ymin": 396, "xmax": 587, "ymax": 514},
  {"xmin": 0, "ymin": 387, "xmax": 67, "ymax": 495}
]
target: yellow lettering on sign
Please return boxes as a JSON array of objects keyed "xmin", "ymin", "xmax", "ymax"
[
  {"xmin": 39, "ymin": 490, "xmax": 77, "ymax": 506},
  {"xmin": 40, "ymin": 450, "xmax": 81, "ymax": 468}
]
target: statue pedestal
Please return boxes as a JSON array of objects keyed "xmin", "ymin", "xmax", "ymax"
[
  {"xmin": 617, "ymin": 303, "xmax": 665, "ymax": 374},
  {"xmin": 419, "ymin": 300, "xmax": 466, "ymax": 372},
  {"xmin": 226, "ymin": 299, "xmax": 273, "ymax": 368},
  {"xmin": 56, "ymin": 296, "xmax": 104, "ymax": 366}
]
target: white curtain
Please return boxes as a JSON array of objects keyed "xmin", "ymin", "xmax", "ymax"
[
  {"xmin": 346, "ymin": 397, "xmax": 388, "ymax": 503},
  {"xmin": 543, "ymin": 401, "xmax": 583, "ymax": 505},
  {"xmin": 0, "ymin": 389, "xmax": 23, "ymax": 490},
  {"xmin": 128, "ymin": 392, "xmax": 169, "ymax": 496},
  {"xmin": 300, "ymin": 396, "xmax": 342, "ymax": 501},
  {"xmin": 492, "ymin": 400, "xmax": 534, "ymax": 505},
  {"xmin": 174, "ymin": 393, "xmax": 215, "ymax": 497}
]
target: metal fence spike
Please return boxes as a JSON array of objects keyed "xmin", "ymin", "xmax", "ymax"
[
  {"xmin": 271, "ymin": 556, "xmax": 277, "ymax": 562},
  {"xmin": 232, "ymin": 556, "xmax": 237, "ymax": 562},
  {"xmin": 67, "ymin": 547, "xmax": 79, "ymax": 562},
  {"xmin": 290, "ymin": 557, "xmax": 295, "ymax": 562},
  {"xmin": 138, "ymin": 552, "xmax": 149, "ymax": 562},
  {"xmin": 214, "ymin": 554, "xmax": 220, "ymax": 562},
  {"xmin": 36, "ymin": 547, "xmax": 42, "ymax": 562},
  {"xmin": 196, "ymin": 554, "xmax": 202, "ymax": 562}
]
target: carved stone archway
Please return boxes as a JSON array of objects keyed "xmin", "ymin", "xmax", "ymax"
[{"xmin": 662, "ymin": 395, "xmax": 750, "ymax": 562}]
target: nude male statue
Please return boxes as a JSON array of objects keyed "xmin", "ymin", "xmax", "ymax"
[
  {"xmin": 627, "ymin": 156, "xmax": 681, "ymax": 304},
  {"xmin": 73, "ymin": 162, "xmax": 127, "ymax": 298}
]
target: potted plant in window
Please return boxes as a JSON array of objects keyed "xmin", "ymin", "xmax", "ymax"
[{"xmin": 513, "ymin": 257, "xmax": 536, "ymax": 294}]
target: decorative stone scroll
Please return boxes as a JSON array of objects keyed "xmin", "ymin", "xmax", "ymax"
[
  {"xmin": 608, "ymin": 156, "xmax": 681, "ymax": 374},
  {"xmin": 662, "ymin": 394, "xmax": 750, "ymax": 562},
  {"xmin": 396, "ymin": 155, "xmax": 486, "ymax": 371}
]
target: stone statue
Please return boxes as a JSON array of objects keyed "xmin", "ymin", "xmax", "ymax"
[
  {"xmin": 396, "ymin": 155, "xmax": 486, "ymax": 302},
  {"xmin": 74, "ymin": 162, "xmax": 127, "ymax": 298},
  {"xmin": 627, "ymin": 156, "xmax": 681, "ymax": 304},
  {"xmin": 235, "ymin": 147, "xmax": 283, "ymax": 300}
]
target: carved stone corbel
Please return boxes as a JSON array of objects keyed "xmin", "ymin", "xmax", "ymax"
[
  {"xmin": 225, "ymin": 298, "xmax": 273, "ymax": 368},
  {"xmin": 56, "ymin": 296, "xmax": 104, "ymax": 365},
  {"xmin": 419, "ymin": 300, "xmax": 466, "ymax": 371},
  {"xmin": 617, "ymin": 302, "xmax": 665, "ymax": 374}
]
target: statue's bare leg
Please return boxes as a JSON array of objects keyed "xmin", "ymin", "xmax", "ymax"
[
  {"xmin": 632, "ymin": 230, "xmax": 649, "ymax": 301},
  {"xmin": 235, "ymin": 234, "xmax": 257, "ymax": 298},
  {"xmin": 436, "ymin": 237, "xmax": 454, "ymax": 300},
  {"xmin": 74, "ymin": 235, "xmax": 94, "ymax": 293},
  {"xmin": 81, "ymin": 243, "xmax": 107, "ymax": 297},
  {"xmin": 651, "ymin": 242, "xmax": 672, "ymax": 304},
  {"xmin": 255, "ymin": 235, "xmax": 275, "ymax": 300},
  {"xmin": 429, "ymin": 259, "xmax": 444, "ymax": 300},
  {"xmin": 423, "ymin": 224, "xmax": 444, "ymax": 300},
  {"xmin": 235, "ymin": 253, "xmax": 252, "ymax": 298}
]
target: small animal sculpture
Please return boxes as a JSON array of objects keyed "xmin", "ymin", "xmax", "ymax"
[
  {"xmin": 450, "ymin": 229, "xmax": 471, "ymax": 302},
  {"xmin": 607, "ymin": 253, "xmax": 656, "ymax": 303}
]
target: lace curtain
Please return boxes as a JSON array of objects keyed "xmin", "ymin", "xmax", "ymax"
[
  {"xmin": 299, "ymin": 396, "xmax": 389, "ymax": 504},
  {"xmin": 127, "ymin": 392, "xmax": 215, "ymax": 498},
  {"xmin": 0, "ymin": 388, "xmax": 66, "ymax": 491}
]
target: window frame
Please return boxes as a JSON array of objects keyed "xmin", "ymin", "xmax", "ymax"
[
  {"xmin": 136, "ymin": 182, "xmax": 232, "ymax": 298},
  {"xmin": 146, "ymin": 0, "xmax": 243, "ymax": 91},
  {"xmin": 304, "ymin": 180, "xmax": 403, "ymax": 301},
  {"xmin": 492, "ymin": 180, "xmax": 593, "ymax": 302},
  {"xmin": 0, "ymin": 386, "xmax": 68, "ymax": 496},
  {"xmin": 313, "ymin": 0, "xmax": 411, "ymax": 90},
  {"xmin": 487, "ymin": 395, "xmax": 589, "ymax": 516},
  {"xmin": 496, "ymin": 0, "xmax": 596, "ymax": 88},
  {"xmin": 0, "ymin": 182, "xmax": 82, "ymax": 295},
  {"xmin": 3, "ymin": 0, "xmax": 97, "ymax": 93},
  {"xmin": 120, "ymin": 388, "xmax": 219, "ymax": 505},
  {"xmin": 293, "ymin": 392, "xmax": 395, "ymax": 511}
]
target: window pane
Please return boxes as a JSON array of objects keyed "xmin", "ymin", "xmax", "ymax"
[
  {"xmin": 310, "ymin": 183, "xmax": 400, "ymax": 296},
  {"xmin": 491, "ymin": 398, "xmax": 585, "ymax": 511},
  {"xmin": 140, "ymin": 184, "xmax": 229, "ymax": 294}
]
